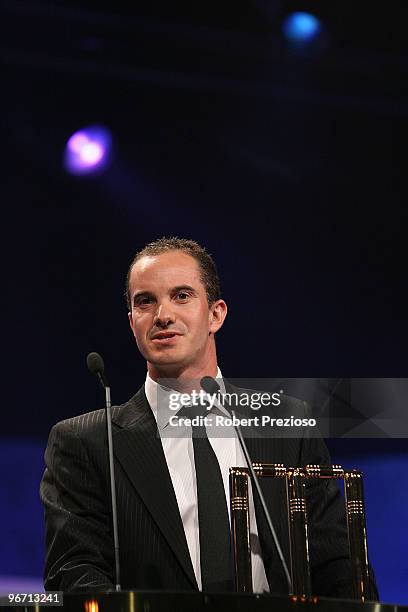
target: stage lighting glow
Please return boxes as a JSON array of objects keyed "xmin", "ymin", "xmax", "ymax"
[
  {"xmin": 64, "ymin": 125, "xmax": 112, "ymax": 175},
  {"xmin": 283, "ymin": 12, "xmax": 322, "ymax": 43}
]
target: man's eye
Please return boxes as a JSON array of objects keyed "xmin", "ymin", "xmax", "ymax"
[
  {"xmin": 176, "ymin": 292, "xmax": 189, "ymax": 300},
  {"xmin": 136, "ymin": 296, "xmax": 152, "ymax": 306}
]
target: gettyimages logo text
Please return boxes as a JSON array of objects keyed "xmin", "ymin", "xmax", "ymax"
[{"xmin": 168, "ymin": 390, "xmax": 282, "ymax": 412}]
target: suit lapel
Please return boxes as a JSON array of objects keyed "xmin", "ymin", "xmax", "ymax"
[{"xmin": 111, "ymin": 387, "xmax": 198, "ymax": 589}]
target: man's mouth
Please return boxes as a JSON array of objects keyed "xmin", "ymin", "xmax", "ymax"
[{"xmin": 151, "ymin": 332, "xmax": 181, "ymax": 345}]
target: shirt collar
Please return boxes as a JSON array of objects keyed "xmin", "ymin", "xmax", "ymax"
[{"xmin": 145, "ymin": 367, "xmax": 226, "ymax": 431}]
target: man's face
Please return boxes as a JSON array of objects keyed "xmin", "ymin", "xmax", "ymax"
[{"xmin": 128, "ymin": 250, "xmax": 226, "ymax": 378}]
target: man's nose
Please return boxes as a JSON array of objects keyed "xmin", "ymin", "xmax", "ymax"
[{"xmin": 153, "ymin": 303, "xmax": 175, "ymax": 328}]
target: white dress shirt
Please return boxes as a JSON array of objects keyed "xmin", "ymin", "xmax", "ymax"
[{"xmin": 145, "ymin": 368, "xmax": 270, "ymax": 593}]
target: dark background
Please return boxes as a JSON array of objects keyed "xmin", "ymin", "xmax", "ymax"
[{"xmin": 0, "ymin": 0, "xmax": 407, "ymax": 604}]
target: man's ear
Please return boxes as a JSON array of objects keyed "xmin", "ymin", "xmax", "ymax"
[
  {"xmin": 128, "ymin": 311, "xmax": 134, "ymax": 331},
  {"xmin": 209, "ymin": 299, "xmax": 228, "ymax": 335}
]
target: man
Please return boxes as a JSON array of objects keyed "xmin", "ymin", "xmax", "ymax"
[{"xmin": 40, "ymin": 237, "xmax": 377, "ymax": 597}]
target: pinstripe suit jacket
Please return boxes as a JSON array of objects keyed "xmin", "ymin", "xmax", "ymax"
[{"xmin": 40, "ymin": 384, "xmax": 377, "ymax": 597}]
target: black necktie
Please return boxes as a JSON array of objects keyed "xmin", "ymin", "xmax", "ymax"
[{"xmin": 185, "ymin": 405, "xmax": 234, "ymax": 591}]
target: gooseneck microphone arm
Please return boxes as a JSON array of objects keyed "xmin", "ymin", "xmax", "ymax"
[
  {"xmin": 200, "ymin": 376, "xmax": 293, "ymax": 595},
  {"xmin": 86, "ymin": 352, "xmax": 121, "ymax": 592}
]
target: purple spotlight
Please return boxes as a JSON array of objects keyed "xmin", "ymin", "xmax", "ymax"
[{"xmin": 64, "ymin": 125, "xmax": 112, "ymax": 175}]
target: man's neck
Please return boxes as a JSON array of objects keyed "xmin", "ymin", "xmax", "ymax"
[
  {"xmin": 148, "ymin": 365, "xmax": 218, "ymax": 379},
  {"xmin": 147, "ymin": 362, "xmax": 218, "ymax": 393}
]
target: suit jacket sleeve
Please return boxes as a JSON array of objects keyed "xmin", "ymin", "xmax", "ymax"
[
  {"xmin": 300, "ymin": 435, "xmax": 379, "ymax": 599},
  {"xmin": 40, "ymin": 420, "xmax": 115, "ymax": 591}
]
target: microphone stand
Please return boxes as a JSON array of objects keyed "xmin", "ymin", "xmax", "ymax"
[
  {"xmin": 229, "ymin": 407, "xmax": 293, "ymax": 594},
  {"xmin": 200, "ymin": 377, "xmax": 292, "ymax": 595},
  {"xmin": 87, "ymin": 351, "xmax": 122, "ymax": 593},
  {"xmin": 104, "ymin": 383, "xmax": 121, "ymax": 592}
]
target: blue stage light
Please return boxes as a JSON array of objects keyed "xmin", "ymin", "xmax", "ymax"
[{"xmin": 283, "ymin": 12, "xmax": 322, "ymax": 43}]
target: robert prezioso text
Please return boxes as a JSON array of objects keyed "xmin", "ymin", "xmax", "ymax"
[{"xmin": 170, "ymin": 415, "xmax": 316, "ymax": 428}]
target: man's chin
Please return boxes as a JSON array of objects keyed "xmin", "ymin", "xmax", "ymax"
[
  {"xmin": 147, "ymin": 352, "xmax": 185, "ymax": 368},
  {"xmin": 147, "ymin": 354, "xmax": 192, "ymax": 376},
  {"xmin": 149, "ymin": 346, "xmax": 180, "ymax": 359}
]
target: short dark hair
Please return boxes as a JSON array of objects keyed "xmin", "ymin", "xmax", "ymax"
[{"xmin": 125, "ymin": 237, "xmax": 221, "ymax": 309}]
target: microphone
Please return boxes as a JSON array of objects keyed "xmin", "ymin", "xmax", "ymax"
[
  {"xmin": 87, "ymin": 351, "xmax": 109, "ymax": 388},
  {"xmin": 200, "ymin": 376, "xmax": 220, "ymax": 396},
  {"xmin": 86, "ymin": 352, "xmax": 121, "ymax": 592},
  {"xmin": 200, "ymin": 376, "xmax": 293, "ymax": 594}
]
